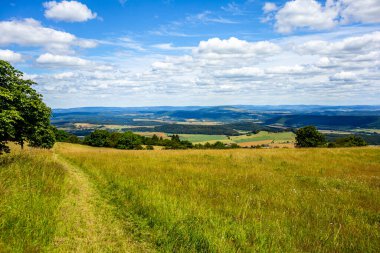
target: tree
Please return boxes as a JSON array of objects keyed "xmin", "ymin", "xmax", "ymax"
[
  {"xmin": 0, "ymin": 60, "xmax": 55, "ymax": 154},
  {"xmin": 329, "ymin": 135, "xmax": 367, "ymax": 147},
  {"xmin": 84, "ymin": 130, "xmax": 110, "ymax": 147},
  {"xmin": 295, "ymin": 126, "xmax": 326, "ymax": 147},
  {"xmin": 117, "ymin": 131, "xmax": 143, "ymax": 150}
]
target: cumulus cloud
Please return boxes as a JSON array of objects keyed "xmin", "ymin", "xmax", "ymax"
[
  {"xmin": 296, "ymin": 31, "xmax": 380, "ymax": 56},
  {"xmin": 263, "ymin": 2, "xmax": 278, "ymax": 13},
  {"xmin": 43, "ymin": 1, "xmax": 97, "ymax": 22},
  {"xmin": 339, "ymin": 0, "xmax": 380, "ymax": 24},
  {"xmin": 0, "ymin": 18, "xmax": 96, "ymax": 52},
  {"xmin": 274, "ymin": 0, "xmax": 338, "ymax": 33},
  {"xmin": 0, "ymin": 49, "xmax": 23, "ymax": 63},
  {"xmin": 215, "ymin": 67, "xmax": 264, "ymax": 78},
  {"xmin": 270, "ymin": 0, "xmax": 380, "ymax": 33},
  {"xmin": 36, "ymin": 53, "xmax": 89, "ymax": 66},
  {"xmin": 36, "ymin": 53, "xmax": 112, "ymax": 71},
  {"xmin": 330, "ymin": 71, "xmax": 357, "ymax": 81},
  {"xmin": 27, "ymin": 31, "xmax": 380, "ymax": 106},
  {"xmin": 195, "ymin": 37, "xmax": 280, "ymax": 58},
  {"xmin": 152, "ymin": 43, "xmax": 193, "ymax": 51}
]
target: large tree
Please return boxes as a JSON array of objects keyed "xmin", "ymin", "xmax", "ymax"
[
  {"xmin": 0, "ymin": 60, "xmax": 55, "ymax": 154},
  {"xmin": 295, "ymin": 126, "xmax": 326, "ymax": 148}
]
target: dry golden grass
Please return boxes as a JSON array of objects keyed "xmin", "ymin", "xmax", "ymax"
[
  {"xmin": 1, "ymin": 143, "xmax": 379, "ymax": 252},
  {"xmin": 55, "ymin": 143, "xmax": 380, "ymax": 252}
]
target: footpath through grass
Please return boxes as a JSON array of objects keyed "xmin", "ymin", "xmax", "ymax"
[
  {"xmin": 56, "ymin": 143, "xmax": 380, "ymax": 252},
  {"xmin": 0, "ymin": 146, "xmax": 147, "ymax": 253}
]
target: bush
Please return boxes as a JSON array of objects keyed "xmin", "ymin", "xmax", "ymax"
[
  {"xmin": 295, "ymin": 126, "xmax": 326, "ymax": 147},
  {"xmin": 329, "ymin": 135, "xmax": 367, "ymax": 147}
]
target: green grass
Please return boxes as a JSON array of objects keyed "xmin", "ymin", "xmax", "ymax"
[
  {"xmin": 179, "ymin": 134, "xmax": 230, "ymax": 143},
  {"xmin": 0, "ymin": 148, "xmax": 65, "ymax": 252},
  {"xmin": 56, "ymin": 143, "xmax": 380, "ymax": 252}
]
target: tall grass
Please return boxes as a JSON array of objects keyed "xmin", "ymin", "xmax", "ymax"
[
  {"xmin": 57, "ymin": 143, "xmax": 380, "ymax": 252},
  {"xmin": 0, "ymin": 147, "xmax": 66, "ymax": 252}
]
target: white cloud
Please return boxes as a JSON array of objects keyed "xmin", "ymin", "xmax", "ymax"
[
  {"xmin": 152, "ymin": 43, "xmax": 193, "ymax": 51},
  {"xmin": 216, "ymin": 67, "xmax": 264, "ymax": 78},
  {"xmin": 330, "ymin": 71, "xmax": 357, "ymax": 81},
  {"xmin": 36, "ymin": 53, "xmax": 89, "ymax": 66},
  {"xmin": 0, "ymin": 49, "xmax": 23, "ymax": 63},
  {"xmin": 266, "ymin": 65, "xmax": 305, "ymax": 74},
  {"xmin": 152, "ymin": 61, "xmax": 174, "ymax": 71},
  {"xmin": 296, "ymin": 31, "xmax": 380, "ymax": 56},
  {"xmin": 274, "ymin": 0, "xmax": 338, "ymax": 33},
  {"xmin": 222, "ymin": 2, "xmax": 243, "ymax": 15},
  {"xmin": 36, "ymin": 53, "xmax": 114, "ymax": 72},
  {"xmin": 24, "ymin": 31, "xmax": 380, "ymax": 106},
  {"xmin": 263, "ymin": 2, "xmax": 278, "ymax": 13},
  {"xmin": 43, "ymin": 1, "xmax": 97, "ymax": 22},
  {"xmin": 0, "ymin": 18, "xmax": 96, "ymax": 52},
  {"xmin": 195, "ymin": 37, "xmax": 280, "ymax": 58},
  {"xmin": 187, "ymin": 11, "xmax": 237, "ymax": 24},
  {"xmin": 339, "ymin": 0, "xmax": 380, "ymax": 24},
  {"xmin": 271, "ymin": 0, "xmax": 380, "ymax": 34},
  {"xmin": 53, "ymin": 71, "xmax": 77, "ymax": 79}
]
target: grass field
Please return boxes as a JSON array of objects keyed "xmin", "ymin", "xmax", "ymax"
[
  {"xmin": 1, "ymin": 143, "xmax": 379, "ymax": 252},
  {"xmin": 179, "ymin": 131, "xmax": 295, "ymax": 147},
  {"xmin": 178, "ymin": 134, "xmax": 230, "ymax": 143},
  {"xmin": 230, "ymin": 131, "xmax": 295, "ymax": 143}
]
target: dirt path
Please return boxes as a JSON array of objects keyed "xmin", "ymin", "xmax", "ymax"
[{"xmin": 51, "ymin": 154, "xmax": 151, "ymax": 252}]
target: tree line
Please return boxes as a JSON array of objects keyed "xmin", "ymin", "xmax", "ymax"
[
  {"xmin": 57, "ymin": 129, "xmax": 240, "ymax": 150},
  {"xmin": 295, "ymin": 126, "xmax": 367, "ymax": 148}
]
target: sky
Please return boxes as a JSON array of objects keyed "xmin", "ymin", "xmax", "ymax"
[{"xmin": 0, "ymin": 0, "xmax": 379, "ymax": 108}]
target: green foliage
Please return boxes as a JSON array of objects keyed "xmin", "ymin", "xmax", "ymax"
[
  {"xmin": 328, "ymin": 135, "xmax": 368, "ymax": 147},
  {"xmin": 28, "ymin": 126, "xmax": 56, "ymax": 149},
  {"xmin": 295, "ymin": 126, "xmax": 326, "ymax": 147},
  {"xmin": 193, "ymin": 141, "xmax": 240, "ymax": 149},
  {"xmin": 83, "ymin": 130, "xmax": 194, "ymax": 150},
  {"xmin": 155, "ymin": 124, "xmax": 240, "ymax": 136},
  {"xmin": 84, "ymin": 130, "xmax": 110, "ymax": 147},
  {"xmin": 0, "ymin": 60, "xmax": 54, "ymax": 153},
  {"xmin": 116, "ymin": 131, "xmax": 143, "ymax": 150},
  {"xmin": 51, "ymin": 127, "xmax": 82, "ymax": 144}
]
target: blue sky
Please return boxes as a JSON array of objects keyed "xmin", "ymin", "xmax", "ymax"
[{"xmin": 1, "ymin": 0, "xmax": 379, "ymax": 108}]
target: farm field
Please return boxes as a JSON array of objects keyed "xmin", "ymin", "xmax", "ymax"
[
  {"xmin": 1, "ymin": 143, "xmax": 379, "ymax": 252},
  {"xmin": 178, "ymin": 131, "xmax": 296, "ymax": 147},
  {"xmin": 230, "ymin": 131, "xmax": 295, "ymax": 143},
  {"xmin": 178, "ymin": 134, "xmax": 231, "ymax": 143}
]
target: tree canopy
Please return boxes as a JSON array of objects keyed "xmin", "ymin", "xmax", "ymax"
[
  {"xmin": 295, "ymin": 126, "xmax": 326, "ymax": 148},
  {"xmin": 0, "ymin": 60, "xmax": 55, "ymax": 153}
]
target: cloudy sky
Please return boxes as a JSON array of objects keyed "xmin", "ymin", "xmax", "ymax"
[{"xmin": 1, "ymin": 0, "xmax": 379, "ymax": 108}]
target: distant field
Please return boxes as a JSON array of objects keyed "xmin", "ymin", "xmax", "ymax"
[
  {"xmin": 178, "ymin": 131, "xmax": 295, "ymax": 147},
  {"xmin": 352, "ymin": 129, "xmax": 380, "ymax": 134},
  {"xmin": 134, "ymin": 131, "xmax": 169, "ymax": 138},
  {"xmin": 231, "ymin": 131, "xmax": 295, "ymax": 143},
  {"xmin": 179, "ymin": 134, "xmax": 230, "ymax": 143}
]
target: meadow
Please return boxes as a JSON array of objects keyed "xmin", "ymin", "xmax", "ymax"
[
  {"xmin": 178, "ymin": 131, "xmax": 295, "ymax": 147},
  {"xmin": 1, "ymin": 143, "xmax": 379, "ymax": 252}
]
